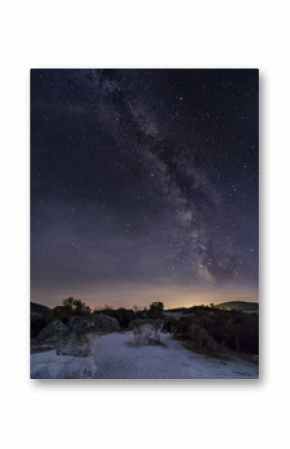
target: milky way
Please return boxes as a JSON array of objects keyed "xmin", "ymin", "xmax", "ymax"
[{"xmin": 31, "ymin": 69, "xmax": 258, "ymax": 308}]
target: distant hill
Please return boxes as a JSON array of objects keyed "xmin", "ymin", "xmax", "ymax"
[
  {"xmin": 215, "ymin": 301, "xmax": 259, "ymax": 311},
  {"xmin": 31, "ymin": 302, "xmax": 51, "ymax": 318},
  {"xmin": 30, "ymin": 302, "xmax": 52, "ymax": 338}
]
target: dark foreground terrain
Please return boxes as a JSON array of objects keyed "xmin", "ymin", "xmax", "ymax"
[
  {"xmin": 31, "ymin": 331, "xmax": 258, "ymax": 379},
  {"xmin": 31, "ymin": 299, "xmax": 259, "ymax": 379}
]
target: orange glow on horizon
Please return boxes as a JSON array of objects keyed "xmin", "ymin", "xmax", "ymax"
[{"xmin": 31, "ymin": 281, "xmax": 258, "ymax": 309}]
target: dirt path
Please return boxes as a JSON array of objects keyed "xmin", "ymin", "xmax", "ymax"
[{"xmin": 31, "ymin": 331, "xmax": 258, "ymax": 379}]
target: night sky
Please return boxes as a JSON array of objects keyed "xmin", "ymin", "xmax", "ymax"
[{"xmin": 31, "ymin": 69, "xmax": 258, "ymax": 309}]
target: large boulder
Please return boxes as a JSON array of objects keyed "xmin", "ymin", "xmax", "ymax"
[
  {"xmin": 37, "ymin": 319, "xmax": 70, "ymax": 342},
  {"xmin": 56, "ymin": 332, "xmax": 92, "ymax": 357},
  {"xmin": 91, "ymin": 314, "xmax": 120, "ymax": 333},
  {"xmin": 130, "ymin": 319, "xmax": 164, "ymax": 345},
  {"xmin": 67, "ymin": 315, "xmax": 98, "ymax": 333},
  {"xmin": 68, "ymin": 314, "xmax": 120, "ymax": 333}
]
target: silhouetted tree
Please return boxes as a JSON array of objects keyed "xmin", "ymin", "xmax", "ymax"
[
  {"xmin": 72, "ymin": 298, "xmax": 90, "ymax": 315},
  {"xmin": 48, "ymin": 297, "xmax": 91, "ymax": 321},
  {"xmin": 148, "ymin": 301, "xmax": 164, "ymax": 318}
]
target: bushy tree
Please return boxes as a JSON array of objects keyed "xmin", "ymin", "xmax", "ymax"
[
  {"xmin": 148, "ymin": 301, "xmax": 164, "ymax": 318},
  {"xmin": 186, "ymin": 323, "xmax": 219, "ymax": 354},
  {"xmin": 48, "ymin": 297, "xmax": 91, "ymax": 321}
]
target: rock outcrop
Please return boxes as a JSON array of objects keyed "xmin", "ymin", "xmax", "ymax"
[
  {"xmin": 37, "ymin": 319, "xmax": 70, "ymax": 342},
  {"xmin": 91, "ymin": 314, "xmax": 120, "ymax": 333},
  {"xmin": 67, "ymin": 316, "xmax": 98, "ymax": 333},
  {"xmin": 68, "ymin": 314, "xmax": 120, "ymax": 333},
  {"xmin": 130, "ymin": 319, "xmax": 164, "ymax": 345},
  {"xmin": 35, "ymin": 314, "xmax": 120, "ymax": 357},
  {"xmin": 56, "ymin": 332, "xmax": 92, "ymax": 357}
]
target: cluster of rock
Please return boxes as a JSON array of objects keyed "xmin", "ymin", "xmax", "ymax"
[
  {"xmin": 130, "ymin": 319, "xmax": 164, "ymax": 345},
  {"xmin": 38, "ymin": 314, "xmax": 120, "ymax": 340},
  {"xmin": 37, "ymin": 314, "xmax": 120, "ymax": 357},
  {"xmin": 35, "ymin": 314, "xmax": 165, "ymax": 356},
  {"xmin": 37, "ymin": 319, "xmax": 70, "ymax": 342},
  {"xmin": 67, "ymin": 314, "xmax": 120, "ymax": 333},
  {"xmin": 56, "ymin": 332, "xmax": 92, "ymax": 357}
]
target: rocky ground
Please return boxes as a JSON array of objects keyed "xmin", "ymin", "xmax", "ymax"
[{"xmin": 31, "ymin": 331, "xmax": 258, "ymax": 379}]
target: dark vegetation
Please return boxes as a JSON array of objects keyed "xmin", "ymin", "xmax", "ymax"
[
  {"xmin": 92, "ymin": 301, "xmax": 164, "ymax": 327},
  {"xmin": 48, "ymin": 297, "xmax": 91, "ymax": 321},
  {"xmin": 174, "ymin": 306, "xmax": 259, "ymax": 355},
  {"xmin": 31, "ymin": 299, "xmax": 258, "ymax": 356},
  {"xmin": 30, "ymin": 302, "xmax": 51, "ymax": 338}
]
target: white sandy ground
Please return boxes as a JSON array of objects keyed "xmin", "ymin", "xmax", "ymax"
[{"xmin": 31, "ymin": 331, "xmax": 258, "ymax": 379}]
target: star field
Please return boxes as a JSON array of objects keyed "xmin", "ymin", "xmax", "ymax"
[{"xmin": 31, "ymin": 69, "xmax": 258, "ymax": 308}]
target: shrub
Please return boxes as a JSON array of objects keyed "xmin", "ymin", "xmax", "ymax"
[
  {"xmin": 48, "ymin": 298, "xmax": 91, "ymax": 322},
  {"xmin": 237, "ymin": 314, "xmax": 259, "ymax": 354},
  {"xmin": 183, "ymin": 323, "xmax": 219, "ymax": 355},
  {"xmin": 163, "ymin": 316, "xmax": 178, "ymax": 332},
  {"xmin": 148, "ymin": 301, "xmax": 164, "ymax": 319},
  {"xmin": 174, "ymin": 308, "xmax": 258, "ymax": 355}
]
